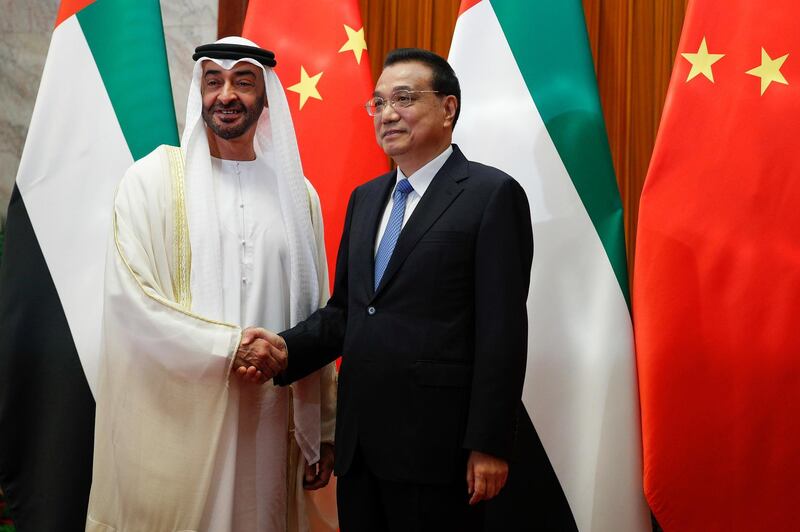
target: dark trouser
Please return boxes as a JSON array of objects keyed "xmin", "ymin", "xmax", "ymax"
[{"xmin": 337, "ymin": 448, "xmax": 484, "ymax": 532}]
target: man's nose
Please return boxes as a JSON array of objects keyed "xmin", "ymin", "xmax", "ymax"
[
  {"xmin": 218, "ymin": 82, "xmax": 237, "ymax": 104},
  {"xmin": 380, "ymin": 102, "xmax": 399, "ymax": 122}
]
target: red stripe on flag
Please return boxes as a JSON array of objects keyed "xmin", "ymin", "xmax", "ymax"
[
  {"xmin": 55, "ymin": 0, "xmax": 95, "ymax": 27},
  {"xmin": 458, "ymin": 0, "xmax": 483, "ymax": 16}
]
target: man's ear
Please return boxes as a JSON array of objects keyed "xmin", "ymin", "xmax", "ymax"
[{"xmin": 443, "ymin": 95, "xmax": 458, "ymax": 128}]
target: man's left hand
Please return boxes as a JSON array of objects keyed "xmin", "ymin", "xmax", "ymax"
[
  {"xmin": 466, "ymin": 450, "xmax": 508, "ymax": 505},
  {"xmin": 303, "ymin": 442, "xmax": 334, "ymax": 490}
]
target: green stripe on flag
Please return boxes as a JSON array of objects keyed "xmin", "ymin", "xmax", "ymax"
[
  {"xmin": 490, "ymin": 0, "xmax": 630, "ymax": 304},
  {"xmin": 77, "ymin": 0, "xmax": 179, "ymax": 160}
]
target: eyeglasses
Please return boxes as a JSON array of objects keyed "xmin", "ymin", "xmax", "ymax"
[{"xmin": 365, "ymin": 90, "xmax": 440, "ymax": 116}]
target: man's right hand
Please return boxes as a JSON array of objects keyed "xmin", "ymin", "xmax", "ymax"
[{"xmin": 232, "ymin": 327, "xmax": 288, "ymax": 384}]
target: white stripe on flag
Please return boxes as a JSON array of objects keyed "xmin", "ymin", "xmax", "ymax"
[{"xmin": 17, "ymin": 15, "xmax": 134, "ymax": 395}]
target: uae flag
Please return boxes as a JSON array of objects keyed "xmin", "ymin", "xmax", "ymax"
[
  {"xmin": 635, "ymin": 0, "xmax": 800, "ymax": 528},
  {"xmin": 0, "ymin": 0, "xmax": 178, "ymax": 529},
  {"xmin": 449, "ymin": 1, "xmax": 650, "ymax": 530},
  {"xmin": 242, "ymin": 0, "xmax": 388, "ymax": 280}
]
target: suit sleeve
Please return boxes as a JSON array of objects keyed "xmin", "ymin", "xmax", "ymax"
[
  {"xmin": 275, "ymin": 188, "xmax": 356, "ymax": 385},
  {"xmin": 462, "ymin": 177, "xmax": 533, "ymax": 460}
]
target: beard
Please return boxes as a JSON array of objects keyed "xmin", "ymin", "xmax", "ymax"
[{"xmin": 202, "ymin": 94, "xmax": 266, "ymax": 140}]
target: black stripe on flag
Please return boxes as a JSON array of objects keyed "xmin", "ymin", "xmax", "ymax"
[
  {"xmin": 484, "ymin": 402, "xmax": 578, "ymax": 531},
  {"xmin": 0, "ymin": 185, "xmax": 95, "ymax": 530}
]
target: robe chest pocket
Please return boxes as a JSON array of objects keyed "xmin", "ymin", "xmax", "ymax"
[
  {"xmin": 413, "ymin": 360, "xmax": 472, "ymax": 388},
  {"xmin": 419, "ymin": 230, "xmax": 469, "ymax": 244}
]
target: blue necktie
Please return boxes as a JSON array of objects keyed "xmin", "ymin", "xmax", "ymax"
[{"xmin": 374, "ymin": 178, "xmax": 414, "ymax": 289}]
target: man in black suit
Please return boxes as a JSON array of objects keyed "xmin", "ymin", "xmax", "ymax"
[{"xmin": 246, "ymin": 48, "xmax": 533, "ymax": 531}]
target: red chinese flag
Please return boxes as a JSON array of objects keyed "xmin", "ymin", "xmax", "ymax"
[
  {"xmin": 243, "ymin": 0, "xmax": 388, "ymax": 281},
  {"xmin": 634, "ymin": 1, "xmax": 800, "ymax": 529}
]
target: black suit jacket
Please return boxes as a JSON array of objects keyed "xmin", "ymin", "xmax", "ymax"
[{"xmin": 279, "ymin": 145, "xmax": 533, "ymax": 485}]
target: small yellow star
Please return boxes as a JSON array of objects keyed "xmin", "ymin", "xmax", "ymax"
[
  {"xmin": 681, "ymin": 38, "xmax": 725, "ymax": 82},
  {"xmin": 287, "ymin": 66, "xmax": 323, "ymax": 109},
  {"xmin": 746, "ymin": 48, "xmax": 789, "ymax": 95},
  {"xmin": 338, "ymin": 25, "xmax": 367, "ymax": 64}
]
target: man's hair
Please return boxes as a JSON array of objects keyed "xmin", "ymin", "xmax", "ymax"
[{"xmin": 384, "ymin": 48, "xmax": 461, "ymax": 128}]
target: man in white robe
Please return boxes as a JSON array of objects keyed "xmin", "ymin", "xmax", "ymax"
[{"xmin": 86, "ymin": 37, "xmax": 337, "ymax": 532}]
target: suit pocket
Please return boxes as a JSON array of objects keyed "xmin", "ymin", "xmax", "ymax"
[
  {"xmin": 413, "ymin": 360, "xmax": 472, "ymax": 388},
  {"xmin": 418, "ymin": 230, "xmax": 469, "ymax": 244}
]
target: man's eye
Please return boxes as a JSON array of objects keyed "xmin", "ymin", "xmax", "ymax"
[
  {"xmin": 394, "ymin": 95, "xmax": 412, "ymax": 104},
  {"xmin": 206, "ymin": 79, "xmax": 220, "ymax": 87},
  {"xmin": 237, "ymin": 81, "xmax": 254, "ymax": 87}
]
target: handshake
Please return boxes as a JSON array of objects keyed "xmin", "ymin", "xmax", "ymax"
[{"xmin": 232, "ymin": 327, "xmax": 288, "ymax": 384}]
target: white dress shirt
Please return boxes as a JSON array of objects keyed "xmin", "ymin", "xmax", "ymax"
[{"xmin": 374, "ymin": 145, "xmax": 454, "ymax": 253}]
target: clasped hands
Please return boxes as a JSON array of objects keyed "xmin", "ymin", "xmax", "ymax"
[{"xmin": 232, "ymin": 327, "xmax": 288, "ymax": 384}]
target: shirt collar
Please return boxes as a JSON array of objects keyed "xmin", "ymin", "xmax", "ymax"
[{"xmin": 396, "ymin": 145, "xmax": 453, "ymax": 196}]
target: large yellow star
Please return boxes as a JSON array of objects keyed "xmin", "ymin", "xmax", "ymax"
[
  {"xmin": 746, "ymin": 48, "xmax": 789, "ymax": 95},
  {"xmin": 287, "ymin": 66, "xmax": 323, "ymax": 109},
  {"xmin": 338, "ymin": 25, "xmax": 367, "ymax": 64},
  {"xmin": 681, "ymin": 37, "xmax": 725, "ymax": 82}
]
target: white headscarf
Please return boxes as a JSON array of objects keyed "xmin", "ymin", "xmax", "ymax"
[{"xmin": 182, "ymin": 36, "xmax": 322, "ymax": 464}]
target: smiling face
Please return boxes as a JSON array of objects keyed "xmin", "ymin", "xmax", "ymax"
[
  {"xmin": 200, "ymin": 61, "xmax": 267, "ymax": 140},
  {"xmin": 373, "ymin": 60, "xmax": 457, "ymax": 176}
]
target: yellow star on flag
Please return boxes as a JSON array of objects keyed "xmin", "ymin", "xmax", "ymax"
[
  {"xmin": 746, "ymin": 48, "xmax": 789, "ymax": 95},
  {"xmin": 287, "ymin": 66, "xmax": 323, "ymax": 109},
  {"xmin": 681, "ymin": 37, "xmax": 725, "ymax": 82},
  {"xmin": 338, "ymin": 25, "xmax": 367, "ymax": 64}
]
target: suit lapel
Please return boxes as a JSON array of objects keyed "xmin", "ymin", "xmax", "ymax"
[
  {"xmin": 372, "ymin": 147, "xmax": 469, "ymax": 297},
  {"xmin": 354, "ymin": 170, "xmax": 396, "ymax": 297}
]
